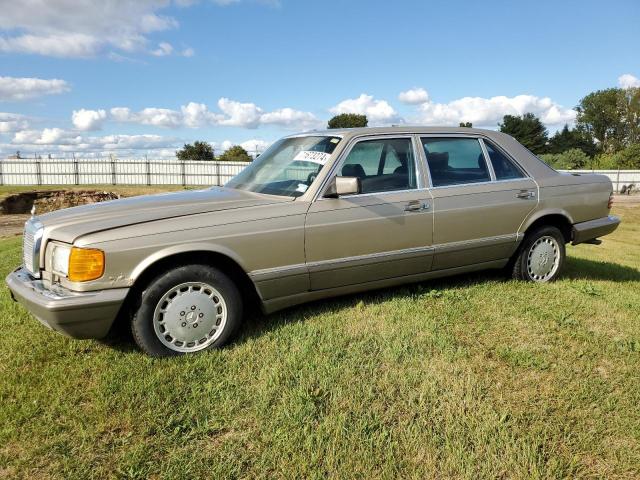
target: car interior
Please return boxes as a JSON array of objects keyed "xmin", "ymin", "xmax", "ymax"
[
  {"xmin": 340, "ymin": 139, "xmax": 416, "ymax": 194},
  {"xmin": 422, "ymin": 138, "xmax": 491, "ymax": 187}
]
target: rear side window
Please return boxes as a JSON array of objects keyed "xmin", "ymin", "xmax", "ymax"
[
  {"xmin": 421, "ymin": 138, "xmax": 490, "ymax": 187},
  {"xmin": 484, "ymin": 140, "xmax": 525, "ymax": 180}
]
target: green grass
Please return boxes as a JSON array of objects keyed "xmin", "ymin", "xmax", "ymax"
[{"xmin": 1, "ymin": 207, "xmax": 639, "ymax": 479}]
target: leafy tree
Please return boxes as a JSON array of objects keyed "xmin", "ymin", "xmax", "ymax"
[
  {"xmin": 218, "ymin": 145, "xmax": 253, "ymax": 162},
  {"xmin": 327, "ymin": 113, "xmax": 368, "ymax": 129},
  {"xmin": 176, "ymin": 141, "xmax": 215, "ymax": 161},
  {"xmin": 547, "ymin": 124, "xmax": 597, "ymax": 157},
  {"xmin": 613, "ymin": 144, "xmax": 640, "ymax": 169},
  {"xmin": 539, "ymin": 148, "xmax": 590, "ymax": 170},
  {"xmin": 591, "ymin": 153, "xmax": 618, "ymax": 169},
  {"xmin": 576, "ymin": 88, "xmax": 626, "ymax": 153},
  {"xmin": 499, "ymin": 113, "xmax": 548, "ymax": 154},
  {"xmin": 619, "ymin": 87, "xmax": 640, "ymax": 146},
  {"xmin": 459, "ymin": 122, "xmax": 472, "ymax": 127}
]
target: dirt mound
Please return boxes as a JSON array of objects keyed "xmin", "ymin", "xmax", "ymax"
[{"xmin": 0, "ymin": 190, "xmax": 120, "ymax": 215}]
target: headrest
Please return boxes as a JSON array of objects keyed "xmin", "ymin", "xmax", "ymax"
[
  {"xmin": 342, "ymin": 163, "xmax": 366, "ymax": 178},
  {"xmin": 427, "ymin": 152, "xmax": 449, "ymax": 170}
]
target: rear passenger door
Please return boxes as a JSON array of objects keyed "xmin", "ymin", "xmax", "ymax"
[{"xmin": 422, "ymin": 136, "xmax": 538, "ymax": 270}]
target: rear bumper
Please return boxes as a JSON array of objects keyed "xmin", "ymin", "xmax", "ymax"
[
  {"xmin": 572, "ymin": 215, "xmax": 620, "ymax": 245},
  {"xmin": 6, "ymin": 267, "xmax": 129, "ymax": 339}
]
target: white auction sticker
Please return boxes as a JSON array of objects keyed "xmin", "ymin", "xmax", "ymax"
[{"xmin": 293, "ymin": 150, "xmax": 331, "ymax": 165}]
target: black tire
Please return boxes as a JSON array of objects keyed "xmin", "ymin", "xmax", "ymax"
[
  {"xmin": 131, "ymin": 264, "xmax": 243, "ymax": 357},
  {"xmin": 511, "ymin": 226, "xmax": 566, "ymax": 282}
]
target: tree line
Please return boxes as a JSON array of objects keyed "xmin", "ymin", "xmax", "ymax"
[
  {"xmin": 176, "ymin": 142, "xmax": 253, "ymax": 162},
  {"xmin": 497, "ymin": 86, "xmax": 640, "ymax": 169}
]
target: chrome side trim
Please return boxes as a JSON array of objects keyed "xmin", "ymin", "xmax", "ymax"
[
  {"xmin": 316, "ymin": 187, "xmax": 431, "ymax": 202},
  {"xmin": 434, "ymin": 233, "xmax": 522, "ymax": 254},
  {"xmin": 249, "ymin": 234, "xmax": 523, "ymax": 281},
  {"xmin": 248, "ymin": 263, "xmax": 308, "ymax": 282},
  {"xmin": 307, "ymin": 245, "xmax": 435, "ymax": 272}
]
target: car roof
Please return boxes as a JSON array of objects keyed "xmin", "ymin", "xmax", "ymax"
[{"xmin": 289, "ymin": 126, "xmax": 508, "ymax": 141}]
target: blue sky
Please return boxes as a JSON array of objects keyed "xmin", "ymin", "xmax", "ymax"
[{"xmin": 1, "ymin": 0, "xmax": 639, "ymax": 157}]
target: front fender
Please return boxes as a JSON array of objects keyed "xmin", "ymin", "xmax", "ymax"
[{"xmin": 129, "ymin": 242, "xmax": 249, "ymax": 282}]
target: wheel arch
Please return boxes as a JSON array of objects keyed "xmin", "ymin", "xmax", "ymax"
[
  {"xmin": 520, "ymin": 210, "xmax": 574, "ymax": 243},
  {"xmin": 126, "ymin": 244, "xmax": 263, "ymax": 316}
]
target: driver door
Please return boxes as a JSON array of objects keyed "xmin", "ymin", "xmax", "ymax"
[{"xmin": 304, "ymin": 135, "xmax": 434, "ymax": 291}]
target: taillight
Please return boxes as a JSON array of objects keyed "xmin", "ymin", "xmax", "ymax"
[{"xmin": 607, "ymin": 193, "xmax": 614, "ymax": 210}]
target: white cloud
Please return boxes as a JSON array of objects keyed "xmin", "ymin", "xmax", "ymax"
[
  {"xmin": 109, "ymin": 106, "xmax": 183, "ymax": 128},
  {"xmin": 0, "ymin": 76, "xmax": 70, "ymax": 101},
  {"xmin": 330, "ymin": 94, "xmax": 400, "ymax": 124},
  {"xmin": 217, "ymin": 98, "xmax": 263, "ymax": 128},
  {"xmin": 3, "ymin": 125, "xmax": 273, "ymax": 158},
  {"xmin": 398, "ymin": 88, "xmax": 429, "ymax": 105},
  {"xmin": 619, "ymin": 73, "xmax": 640, "ymax": 89},
  {"xmin": 10, "ymin": 127, "xmax": 178, "ymax": 152},
  {"xmin": 150, "ymin": 42, "xmax": 194, "ymax": 57},
  {"xmin": 0, "ymin": 113, "xmax": 29, "ymax": 133},
  {"xmin": 151, "ymin": 41, "xmax": 174, "ymax": 56},
  {"xmin": 0, "ymin": 33, "xmax": 101, "ymax": 58},
  {"xmin": 414, "ymin": 94, "xmax": 576, "ymax": 127},
  {"xmin": 13, "ymin": 128, "xmax": 81, "ymax": 145},
  {"xmin": 0, "ymin": 0, "xmax": 190, "ymax": 58},
  {"xmin": 110, "ymin": 99, "xmax": 318, "ymax": 129},
  {"xmin": 260, "ymin": 108, "xmax": 320, "ymax": 129},
  {"xmin": 72, "ymin": 109, "xmax": 107, "ymax": 131},
  {"xmin": 180, "ymin": 102, "xmax": 223, "ymax": 127}
]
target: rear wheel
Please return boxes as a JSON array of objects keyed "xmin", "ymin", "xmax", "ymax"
[
  {"xmin": 512, "ymin": 226, "xmax": 566, "ymax": 282},
  {"xmin": 131, "ymin": 264, "xmax": 242, "ymax": 357}
]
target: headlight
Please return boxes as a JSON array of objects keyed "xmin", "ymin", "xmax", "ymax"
[
  {"xmin": 51, "ymin": 244, "xmax": 71, "ymax": 276},
  {"xmin": 52, "ymin": 245, "xmax": 105, "ymax": 282}
]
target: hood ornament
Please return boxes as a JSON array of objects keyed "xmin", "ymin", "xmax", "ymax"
[{"xmin": 30, "ymin": 205, "xmax": 36, "ymax": 218}]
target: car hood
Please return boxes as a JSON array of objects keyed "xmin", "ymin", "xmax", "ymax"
[{"xmin": 37, "ymin": 187, "xmax": 292, "ymax": 244}]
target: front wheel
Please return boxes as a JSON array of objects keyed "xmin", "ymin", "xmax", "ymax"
[
  {"xmin": 131, "ymin": 264, "xmax": 243, "ymax": 357},
  {"xmin": 511, "ymin": 226, "xmax": 566, "ymax": 282}
]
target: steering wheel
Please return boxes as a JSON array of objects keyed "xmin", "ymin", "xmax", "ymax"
[{"xmin": 306, "ymin": 172, "xmax": 317, "ymax": 185}]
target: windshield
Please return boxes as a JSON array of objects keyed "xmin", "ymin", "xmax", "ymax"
[{"xmin": 225, "ymin": 135, "xmax": 342, "ymax": 197}]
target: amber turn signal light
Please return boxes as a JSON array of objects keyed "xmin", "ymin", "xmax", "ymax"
[{"xmin": 68, "ymin": 247, "xmax": 105, "ymax": 282}]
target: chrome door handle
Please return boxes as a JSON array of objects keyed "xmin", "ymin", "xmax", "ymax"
[
  {"xmin": 515, "ymin": 191, "xmax": 536, "ymax": 199},
  {"xmin": 404, "ymin": 201, "xmax": 430, "ymax": 212}
]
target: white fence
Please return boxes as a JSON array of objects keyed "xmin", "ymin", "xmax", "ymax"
[
  {"xmin": 0, "ymin": 159, "xmax": 249, "ymax": 186},
  {"xmin": 559, "ymin": 170, "xmax": 640, "ymax": 193},
  {"xmin": 0, "ymin": 158, "xmax": 639, "ymax": 191}
]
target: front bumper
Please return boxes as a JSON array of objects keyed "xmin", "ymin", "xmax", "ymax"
[
  {"xmin": 6, "ymin": 267, "xmax": 129, "ymax": 339},
  {"xmin": 572, "ymin": 215, "xmax": 621, "ymax": 245}
]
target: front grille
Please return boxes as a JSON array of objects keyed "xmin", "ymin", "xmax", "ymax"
[
  {"xmin": 23, "ymin": 228, "xmax": 34, "ymax": 273},
  {"xmin": 23, "ymin": 218, "xmax": 43, "ymax": 277}
]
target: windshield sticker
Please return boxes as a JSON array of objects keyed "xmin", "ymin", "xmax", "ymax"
[
  {"xmin": 330, "ymin": 137, "xmax": 340, "ymax": 144},
  {"xmin": 293, "ymin": 150, "xmax": 332, "ymax": 165},
  {"xmin": 295, "ymin": 183, "xmax": 309, "ymax": 193}
]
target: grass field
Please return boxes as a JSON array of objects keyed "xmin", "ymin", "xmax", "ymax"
[{"xmin": 1, "ymin": 206, "xmax": 639, "ymax": 479}]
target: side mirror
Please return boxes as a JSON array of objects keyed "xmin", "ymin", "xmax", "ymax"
[{"xmin": 324, "ymin": 176, "xmax": 361, "ymax": 198}]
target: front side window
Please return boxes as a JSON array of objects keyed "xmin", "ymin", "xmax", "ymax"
[
  {"xmin": 484, "ymin": 140, "xmax": 525, "ymax": 180},
  {"xmin": 340, "ymin": 138, "xmax": 417, "ymax": 194},
  {"xmin": 225, "ymin": 136, "xmax": 341, "ymax": 197},
  {"xmin": 421, "ymin": 138, "xmax": 491, "ymax": 187}
]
